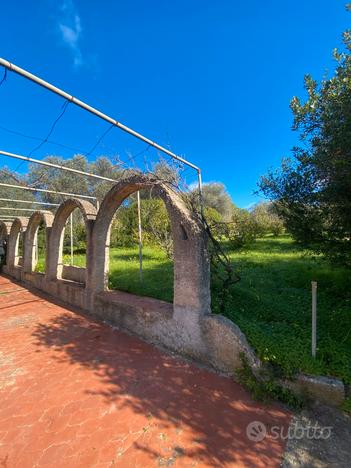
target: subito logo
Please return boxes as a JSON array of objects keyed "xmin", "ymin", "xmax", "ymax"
[{"xmin": 246, "ymin": 421, "xmax": 267, "ymax": 442}]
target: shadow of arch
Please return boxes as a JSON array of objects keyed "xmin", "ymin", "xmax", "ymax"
[
  {"xmin": 47, "ymin": 199, "xmax": 97, "ymax": 284},
  {"xmin": 8, "ymin": 217, "xmax": 29, "ymax": 269},
  {"xmin": 24, "ymin": 211, "xmax": 54, "ymax": 274},
  {"xmin": 89, "ymin": 174, "xmax": 210, "ymax": 317}
]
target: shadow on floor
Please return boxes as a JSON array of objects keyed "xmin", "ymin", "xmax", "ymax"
[{"xmin": 28, "ymin": 299, "xmax": 290, "ymax": 466}]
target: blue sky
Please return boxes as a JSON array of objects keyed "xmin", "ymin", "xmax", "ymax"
[{"xmin": 0, "ymin": 0, "xmax": 349, "ymax": 207}]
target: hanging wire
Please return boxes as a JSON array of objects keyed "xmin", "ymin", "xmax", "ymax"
[
  {"xmin": 85, "ymin": 123, "xmax": 114, "ymax": 157},
  {"xmin": 122, "ymin": 144, "xmax": 151, "ymax": 167},
  {"xmin": 0, "ymin": 68, "xmax": 7, "ymax": 87},
  {"xmin": 12, "ymin": 99, "xmax": 71, "ymax": 174},
  {"xmin": 0, "ymin": 124, "xmax": 89, "ymax": 154},
  {"xmin": 28, "ymin": 100, "xmax": 70, "ymax": 157}
]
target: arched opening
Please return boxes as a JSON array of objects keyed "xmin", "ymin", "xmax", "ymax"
[
  {"xmin": 35, "ymin": 221, "xmax": 47, "ymax": 272},
  {"xmin": 90, "ymin": 175, "xmax": 211, "ymax": 317},
  {"xmin": 8, "ymin": 218, "xmax": 29, "ymax": 270},
  {"xmin": 109, "ymin": 192, "xmax": 174, "ymax": 302},
  {"xmin": 24, "ymin": 211, "xmax": 54, "ymax": 275},
  {"xmin": 17, "ymin": 231, "xmax": 24, "ymax": 266},
  {"xmin": 61, "ymin": 208, "xmax": 87, "ymax": 281},
  {"xmin": 0, "ymin": 221, "xmax": 10, "ymax": 268},
  {"xmin": 48, "ymin": 199, "xmax": 97, "ymax": 285}
]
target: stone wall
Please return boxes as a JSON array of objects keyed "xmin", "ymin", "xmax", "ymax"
[
  {"xmin": 0, "ymin": 174, "xmax": 257, "ymax": 376},
  {"xmin": 0, "ymin": 175, "xmax": 344, "ymax": 406}
]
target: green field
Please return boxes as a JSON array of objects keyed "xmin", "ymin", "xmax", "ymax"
[
  {"xmin": 222, "ymin": 237, "xmax": 351, "ymax": 384},
  {"xmin": 36, "ymin": 236, "xmax": 351, "ymax": 384}
]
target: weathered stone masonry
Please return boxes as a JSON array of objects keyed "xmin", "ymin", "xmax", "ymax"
[
  {"xmin": 0, "ymin": 174, "xmax": 346, "ymax": 404},
  {"xmin": 0, "ymin": 174, "xmax": 259, "ymax": 376}
]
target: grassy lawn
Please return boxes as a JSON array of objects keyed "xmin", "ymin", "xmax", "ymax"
[
  {"xmin": 36, "ymin": 247, "xmax": 174, "ymax": 303},
  {"xmin": 217, "ymin": 236, "xmax": 351, "ymax": 384},
  {"xmin": 36, "ymin": 236, "xmax": 351, "ymax": 384}
]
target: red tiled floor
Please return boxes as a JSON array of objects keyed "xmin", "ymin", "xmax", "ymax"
[{"xmin": 0, "ymin": 275, "xmax": 292, "ymax": 467}]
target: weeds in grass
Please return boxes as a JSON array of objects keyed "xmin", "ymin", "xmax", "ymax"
[
  {"xmin": 341, "ymin": 397, "xmax": 351, "ymax": 414},
  {"xmin": 235, "ymin": 354, "xmax": 305, "ymax": 410}
]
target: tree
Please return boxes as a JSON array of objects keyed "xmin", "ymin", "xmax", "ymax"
[
  {"xmin": 0, "ymin": 167, "xmax": 36, "ymax": 217},
  {"xmin": 259, "ymin": 13, "xmax": 351, "ymax": 264},
  {"xmin": 111, "ymin": 198, "xmax": 173, "ymax": 257},
  {"xmin": 200, "ymin": 182, "xmax": 234, "ymax": 221},
  {"xmin": 228, "ymin": 207, "xmax": 260, "ymax": 248},
  {"xmin": 27, "ymin": 154, "xmax": 124, "ymax": 204},
  {"xmin": 152, "ymin": 158, "xmax": 181, "ymax": 186},
  {"xmin": 251, "ymin": 203, "xmax": 285, "ymax": 237}
]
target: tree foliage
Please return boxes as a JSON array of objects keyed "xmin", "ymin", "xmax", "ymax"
[
  {"xmin": 28, "ymin": 155, "xmax": 124, "ymax": 203},
  {"xmin": 111, "ymin": 198, "xmax": 173, "ymax": 257},
  {"xmin": 251, "ymin": 203, "xmax": 285, "ymax": 237},
  {"xmin": 200, "ymin": 182, "xmax": 234, "ymax": 221}
]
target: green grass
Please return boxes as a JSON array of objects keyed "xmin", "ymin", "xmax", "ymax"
[
  {"xmin": 215, "ymin": 235, "xmax": 351, "ymax": 384},
  {"xmin": 107, "ymin": 247, "xmax": 173, "ymax": 302},
  {"xmin": 35, "ymin": 236, "xmax": 351, "ymax": 384},
  {"xmin": 341, "ymin": 397, "xmax": 351, "ymax": 413},
  {"xmin": 36, "ymin": 247, "xmax": 173, "ymax": 303}
]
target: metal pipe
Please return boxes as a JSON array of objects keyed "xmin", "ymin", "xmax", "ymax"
[
  {"xmin": 0, "ymin": 197, "xmax": 59, "ymax": 206},
  {"xmin": 0, "ymin": 207, "xmax": 51, "ymax": 212},
  {"xmin": 0, "ymin": 58, "xmax": 200, "ymax": 172},
  {"xmin": 0, "ymin": 150, "xmax": 118, "ymax": 183},
  {"xmin": 137, "ymin": 191, "xmax": 143, "ymax": 281},
  {"xmin": 35, "ymin": 230, "xmax": 38, "ymax": 264},
  {"xmin": 0, "ymin": 182, "xmax": 96, "ymax": 201},
  {"xmin": 197, "ymin": 169, "xmax": 204, "ymax": 217},
  {"xmin": 312, "ymin": 281, "xmax": 317, "ymax": 358},
  {"xmin": 70, "ymin": 212, "xmax": 73, "ymax": 266}
]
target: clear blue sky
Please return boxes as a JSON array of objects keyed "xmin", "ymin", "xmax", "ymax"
[{"xmin": 0, "ymin": 0, "xmax": 349, "ymax": 207}]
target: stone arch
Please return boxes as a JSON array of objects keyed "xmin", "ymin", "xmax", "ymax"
[
  {"xmin": 0, "ymin": 220, "xmax": 11, "ymax": 240},
  {"xmin": 47, "ymin": 198, "xmax": 97, "ymax": 283},
  {"xmin": 23, "ymin": 211, "xmax": 54, "ymax": 274},
  {"xmin": 89, "ymin": 174, "xmax": 211, "ymax": 318},
  {"xmin": 7, "ymin": 217, "xmax": 29, "ymax": 268},
  {"xmin": 0, "ymin": 221, "xmax": 12, "ymax": 267}
]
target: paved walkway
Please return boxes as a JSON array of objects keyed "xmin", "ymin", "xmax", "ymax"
[{"xmin": 0, "ymin": 275, "xmax": 291, "ymax": 467}]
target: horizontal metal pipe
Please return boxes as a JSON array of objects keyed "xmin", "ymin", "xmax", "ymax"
[
  {"xmin": 0, "ymin": 197, "xmax": 59, "ymax": 206},
  {"xmin": 0, "ymin": 207, "xmax": 51, "ymax": 212},
  {"xmin": 0, "ymin": 58, "xmax": 200, "ymax": 172},
  {"xmin": 0, "ymin": 149, "xmax": 118, "ymax": 182},
  {"xmin": 0, "ymin": 182, "xmax": 96, "ymax": 200}
]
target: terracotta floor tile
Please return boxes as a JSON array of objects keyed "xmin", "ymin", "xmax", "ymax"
[{"xmin": 0, "ymin": 275, "xmax": 292, "ymax": 467}]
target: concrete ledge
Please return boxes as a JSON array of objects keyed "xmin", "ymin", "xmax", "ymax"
[
  {"xmin": 23, "ymin": 271, "xmax": 46, "ymax": 290},
  {"xmin": 6, "ymin": 265, "xmax": 22, "ymax": 281},
  {"xmin": 93, "ymin": 290, "xmax": 174, "ymax": 343},
  {"xmin": 97, "ymin": 290, "xmax": 173, "ymax": 317},
  {"xmin": 202, "ymin": 314, "xmax": 261, "ymax": 375},
  {"xmin": 61, "ymin": 265, "xmax": 86, "ymax": 284},
  {"xmin": 281, "ymin": 374, "xmax": 345, "ymax": 407}
]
